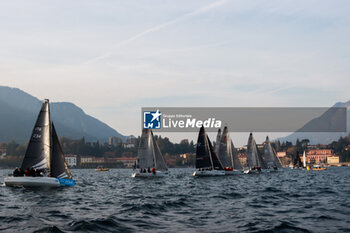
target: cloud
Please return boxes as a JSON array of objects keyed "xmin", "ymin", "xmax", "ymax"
[{"xmin": 82, "ymin": 0, "xmax": 228, "ymax": 65}]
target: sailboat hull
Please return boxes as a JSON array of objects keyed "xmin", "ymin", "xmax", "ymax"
[
  {"xmin": 131, "ymin": 171, "xmax": 168, "ymax": 178},
  {"xmin": 224, "ymin": 170, "xmax": 242, "ymax": 175},
  {"xmin": 4, "ymin": 177, "xmax": 75, "ymax": 187},
  {"xmin": 243, "ymin": 169, "xmax": 262, "ymax": 174},
  {"xmin": 192, "ymin": 170, "xmax": 225, "ymax": 177}
]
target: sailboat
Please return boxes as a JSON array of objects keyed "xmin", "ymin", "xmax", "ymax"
[
  {"xmin": 4, "ymin": 100, "xmax": 75, "ymax": 187},
  {"xmin": 217, "ymin": 126, "xmax": 243, "ymax": 175},
  {"xmin": 292, "ymin": 150, "xmax": 303, "ymax": 169},
  {"xmin": 263, "ymin": 136, "xmax": 283, "ymax": 171},
  {"xmin": 214, "ymin": 128, "xmax": 222, "ymax": 154},
  {"xmin": 131, "ymin": 128, "xmax": 168, "ymax": 177},
  {"xmin": 193, "ymin": 126, "xmax": 225, "ymax": 176},
  {"xmin": 244, "ymin": 133, "xmax": 267, "ymax": 174}
]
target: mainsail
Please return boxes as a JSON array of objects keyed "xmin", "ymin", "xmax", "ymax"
[
  {"xmin": 195, "ymin": 126, "xmax": 212, "ymax": 169},
  {"xmin": 151, "ymin": 131, "xmax": 168, "ymax": 171},
  {"xmin": 303, "ymin": 151, "xmax": 306, "ymax": 168},
  {"xmin": 231, "ymin": 141, "xmax": 243, "ymax": 170},
  {"xmin": 207, "ymin": 135, "xmax": 224, "ymax": 170},
  {"xmin": 218, "ymin": 127, "xmax": 232, "ymax": 167},
  {"xmin": 136, "ymin": 129, "xmax": 155, "ymax": 169},
  {"xmin": 195, "ymin": 126, "xmax": 224, "ymax": 170},
  {"xmin": 218, "ymin": 126, "xmax": 242, "ymax": 170},
  {"xmin": 293, "ymin": 150, "xmax": 303, "ymax": 167},
  {"xmin": 264, "ymin": 136, "xmax": 283, "ymax": 169},
  {"xmin": 21, "ymin": 100, "xmax": 51, "ymax": 171},
  {"xmin": 51, "ymin": 123, "xmax": 72, "ymax": 179},
  {"xmin": 246, "ymin": 133, "xmax": 267, "ymax": 169},
  {"xmin": 214, "ymin": 128, "xmax": 222, "ymax": 154},
  {"xmin": 136, "ymin": 129, "xmax": 167, "ymax": 171}
]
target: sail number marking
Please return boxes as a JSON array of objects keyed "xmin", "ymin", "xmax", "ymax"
[{"xmin": 33, "ymin": 134, "xmax": 42, "ymax": 139}]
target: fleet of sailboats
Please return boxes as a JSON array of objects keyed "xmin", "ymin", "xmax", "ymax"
[
  {"xmin": 4, "ymin": 100, "xmax": 75, "ymax": 187},
  {"xmin": 3, "ymin": 100, "xmax": 301, "ymax": 187}
]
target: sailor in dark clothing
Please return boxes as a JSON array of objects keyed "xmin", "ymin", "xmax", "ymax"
[
  {"xmin": 34, "ymin": 169, "xmax": 42, "ymax": 177},
  {"xmin": 147, "ymin": 168, "xmax": 151, "ymax": 173},
  {"xmin": 24, "ymin": 168, "xmax": 30, "ymax": 176},
  {"xmin": 13, "ymin": 167, "xmax": 20, "ymax": 177},
  {"xmin": 29, "ymin": 167, "xmax": 36, "ymax": 177}
]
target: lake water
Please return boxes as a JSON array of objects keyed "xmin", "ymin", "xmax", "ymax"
[{"xmin": 1, "ymin": 167, "xmax": 350, "ymax": 233}]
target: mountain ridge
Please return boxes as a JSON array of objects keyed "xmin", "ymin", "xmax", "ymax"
[{"xmin": 0, "ymin": 86, "xmax": 126, "ymax": 143}]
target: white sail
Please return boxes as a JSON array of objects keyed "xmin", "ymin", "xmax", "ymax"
[
  {"xmin": 215, "ymin": 128, "xmax": 222, "ymax": 154},
  {"xmin": 151, "ymin": 131, "xmax": 168, "ymax": 171},
  {"xmin": 264, "ymin": 136, "xmax": 283, "ymax": 169},
  {"xmin": 246, "ymin": 133, "xmax": 267, "ymax": 169},
  {"xmin": 303, "ymin": 151, "xmax": 306, "ymax": 168},
  {"xmin": 136, "ymin": 129, "xmax": 168, "ymax": 171}
]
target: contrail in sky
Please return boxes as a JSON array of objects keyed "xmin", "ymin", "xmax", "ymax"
[{"xmin": 83, "ymin": 0, "xmax": 228, "ymax": 65}]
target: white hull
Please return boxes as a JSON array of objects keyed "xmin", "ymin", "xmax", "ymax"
[
  {"xmin": 243, "ymin": 169, "xmax": 261, "ymax": 174},
  {"xmin": 131, "ymin": 171, "xmax": 168, "ymax": 178},
  {"xmin": 225, "ymin": 170, "xmax": 242, "ymax": 175},
  {"xmin": 192, "ymin": 170, "xmax": 225, "ymax": 177},
  {"xmin": 4, "ymin": 177, "xmax": 60, "ymax": 187}
]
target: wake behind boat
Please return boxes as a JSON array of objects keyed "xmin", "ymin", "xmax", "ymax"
[
  {"xmin": 193, "ymin": 126, "xmax": 225, "ymax": 177},
  {"xmin": 4, "ymin": 100, "xmax": 75, "ymax": 187},
  {"xmin": 132, "ymin": 129, "xmax": 168, "ymax": 177},
  {"xmin": 217, "ymin": 126, "xmax": 243, "ymax": 175}
]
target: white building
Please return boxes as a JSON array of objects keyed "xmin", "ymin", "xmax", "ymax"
[{"xmin": 64, "ymin": 154, "xmax": 77, "ymax": 167}]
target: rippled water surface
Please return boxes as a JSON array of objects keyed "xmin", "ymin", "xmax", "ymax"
[{"xmin": 1, "ymin": 168, "xmax": 350, "ymax": 233}]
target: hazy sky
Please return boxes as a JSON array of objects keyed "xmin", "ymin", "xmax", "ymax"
[{"xmin": 1, "ymin": 0, "xmax": 350, "ymax": 145}]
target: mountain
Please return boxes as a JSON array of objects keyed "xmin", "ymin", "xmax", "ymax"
[
  {"xmin": 0, "ymin": 86, "xmax": 126, "ymax": 143},
  {"xmin": 280, "ymin": 101, "xmax": 350, "ymax": 144}
]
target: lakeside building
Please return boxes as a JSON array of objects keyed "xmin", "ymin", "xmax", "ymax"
[
  {"xmin": 78, "ymin": 155, "xmax": 136, "ymax": 168},
  {"xmin": 64, "ymin": 154, "xmax": 77, "ymax": 167},
  {"xmin": 238, "ymin": 153, "xmax": 247, "ymax": 166},
  {"xmin": 301, "ymin": 149, "xmax": 339, "ymax": 164},
  {"xmin": 108, "ymin": 137, "xmax": 122, "ymax": 147},
  {"xmin": 327, "ymin": 156, "xmax": 340, "ymax": 164},
  {"xmin": 123, "ymin": 137, "xmax": 136, "ymax": 148},
  {"xmin": 276, "ymin": 151, "xmax": 287, "ymax": 158},
  {"xmin": 115, "ymin": 157, "xmax": 136, "ymax": 168}
]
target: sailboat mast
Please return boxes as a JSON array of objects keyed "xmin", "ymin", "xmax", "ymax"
[{"xmin": 47, "ymin": 99, "xmax": 52, "ymax": 173}]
